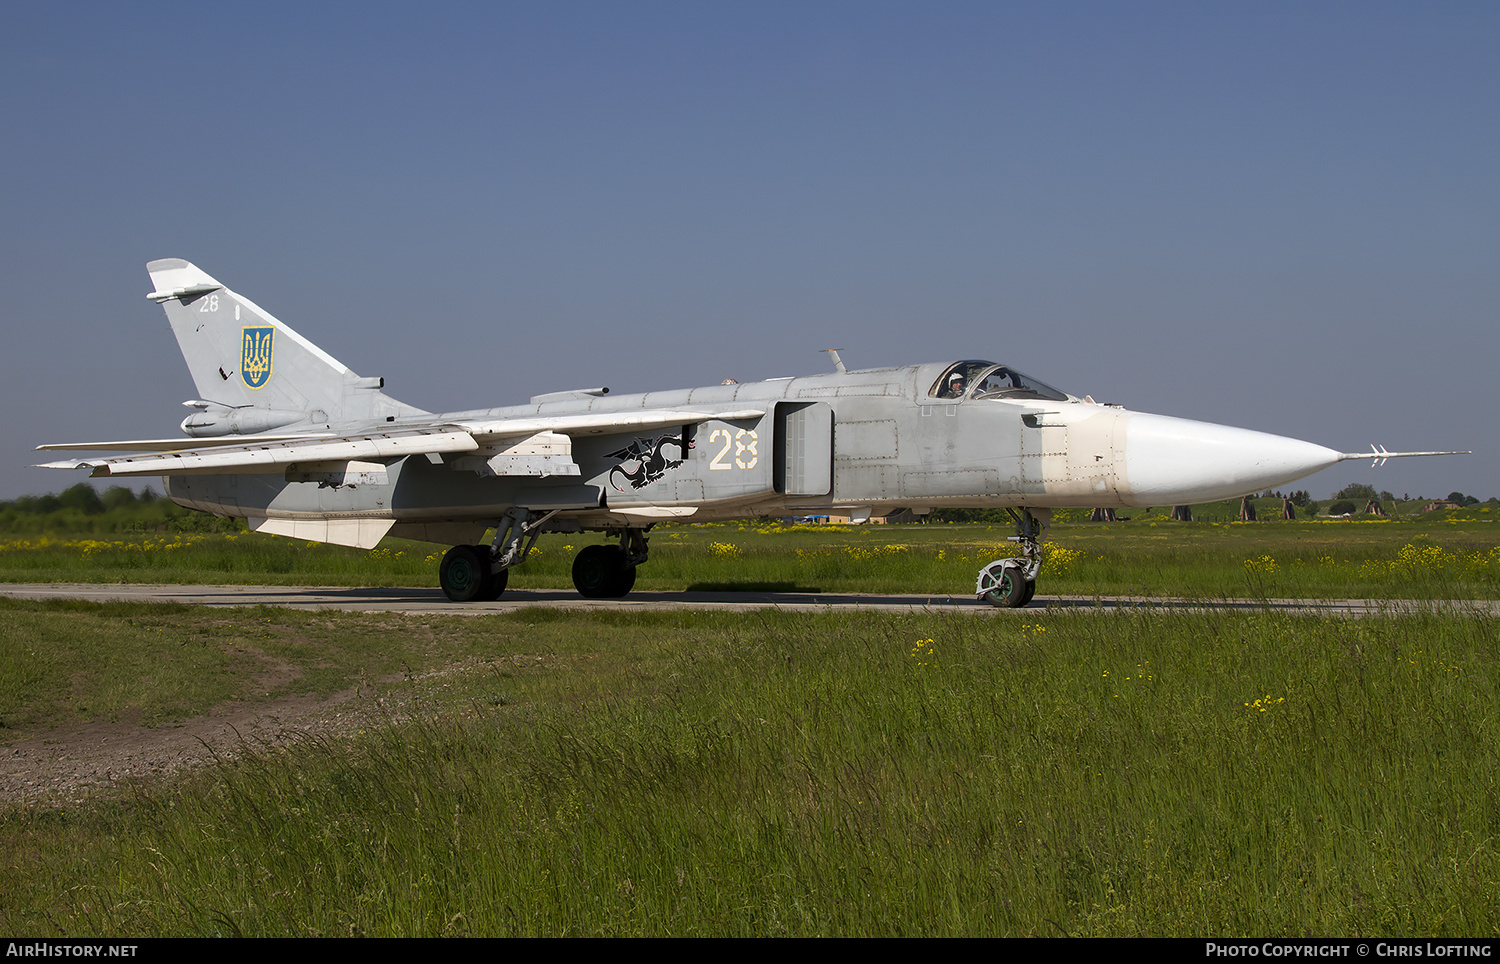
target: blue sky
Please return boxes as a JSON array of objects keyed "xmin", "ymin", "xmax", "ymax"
[{"xmin": 2, "ymin": 1, "xmax": 1494, "ymax": 501}]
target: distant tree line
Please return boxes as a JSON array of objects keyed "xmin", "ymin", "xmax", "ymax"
[{"xmin": 0, "ymin": 483, "xmax": 242, "ymax": 533}]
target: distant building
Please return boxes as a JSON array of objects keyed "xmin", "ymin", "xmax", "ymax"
[{"xmin": 784, "ymin": 508, "xmax": 926, "ymax": 525}]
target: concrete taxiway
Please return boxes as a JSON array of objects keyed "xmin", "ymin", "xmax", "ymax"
[{"xmin": 1, "ymin": 583, "xmax": 1495, "ymax": 617}]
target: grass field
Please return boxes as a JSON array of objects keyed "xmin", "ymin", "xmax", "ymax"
[
  {"xmin": 3, "ymin": 515, "xmax": 1498, "ymax": 935},
  {"xmin": 2, "ymin": 513, "xmax": 1498, "ymax": 600},
  {"xmin": 2, "ymin": 600, "xmax": 1497, "ymax": 936}
]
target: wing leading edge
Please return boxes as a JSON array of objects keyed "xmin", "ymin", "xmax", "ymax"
[{"xmin": 35, "ymin": 409, "xmax": 767, "ymax": 479}]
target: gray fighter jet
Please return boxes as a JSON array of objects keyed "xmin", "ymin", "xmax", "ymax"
[{"xmin": 36, "ymin": 259, "xmax": 1464, "ymax": 606}]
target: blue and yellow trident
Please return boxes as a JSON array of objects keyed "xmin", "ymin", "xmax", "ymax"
[{"xmin": 241, "ymin": 327, "xmax": 274, "ymax": 389}]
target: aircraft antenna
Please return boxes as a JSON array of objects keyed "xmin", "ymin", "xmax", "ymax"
[
  {"xmin": 1339, "ymin": 445, "xmax": 1471, "ymax": 468},
  {"xmin": 823, "ymin": 349, "xmax": 847, "ymax": 374}
]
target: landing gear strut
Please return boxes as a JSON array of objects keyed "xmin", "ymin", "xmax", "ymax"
[
  {"xmin": 438, "ymin": 507, "xmax": 559, "ymax": 602},
  {"xmin": 976, "ymin": 507, "xmax": 1050, "ymax": 608},
  {"xmin": 572, "ymin": 527, "xmax": 649, "ymax": 599}
]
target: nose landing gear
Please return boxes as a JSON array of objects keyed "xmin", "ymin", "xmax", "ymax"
[{"xmin": 976, "ymin": 507, "xmax": 1049, "ymax": 608}]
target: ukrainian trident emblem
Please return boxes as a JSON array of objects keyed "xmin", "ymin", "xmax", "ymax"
[{"xmin": 241, "ymin": 327, "xmax": 273, "ymax": 389}]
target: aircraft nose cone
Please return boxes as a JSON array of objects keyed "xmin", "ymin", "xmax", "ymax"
[{"xmin": 1119, "ymin": 413, "xmax": 1341, "ymax": 507}]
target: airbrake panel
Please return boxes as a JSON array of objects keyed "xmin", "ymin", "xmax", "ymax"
[{"xmin": 775, "ymin": 402, "xmax": 832, "ymax": 496}]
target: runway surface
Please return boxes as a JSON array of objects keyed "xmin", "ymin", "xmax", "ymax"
[{"xmin": 2, "ymin": 583, "xmax": 1495, "ymax": 616}]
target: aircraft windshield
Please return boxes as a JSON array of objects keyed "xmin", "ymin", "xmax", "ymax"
[
  {"xmin": 929, "ymin": 361, "xmax": 1070, "ymax": 402},
  {"xmin": 969, "ymin": 366, "xmax": 1069, "ymax": 401},
  {"xmin": 930, "ymin": 360, "xmax": 994, "ymax": 399}
]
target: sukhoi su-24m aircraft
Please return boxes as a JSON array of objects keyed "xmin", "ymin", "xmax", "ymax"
[{"xmin": 36, "ymin": 260, "xmax": 1466, "ymax": 606}]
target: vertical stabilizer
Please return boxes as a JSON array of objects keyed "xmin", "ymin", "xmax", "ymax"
[{"xmin": 146, "ymin": 259, "xmax": 426, "ymax": 433}]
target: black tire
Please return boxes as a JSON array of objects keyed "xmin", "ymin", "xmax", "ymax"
[
  {"xmin": 610, "ymin": 561, "xmax": 637, "ymax": 597},
  {"xmin": 1020, "ymin": 579, "xmax": 1036, "ymax": 605},
  {"xmin": 983, "ymin": 566, "xmax": 1029, "ymax": 608},
  {"xmin": 477, "ymin": 557, "xmax": 508, "ymax": 601},
  {"xmin": 440, "ymin": 544, "xmax": 491, "ymax": 602},
  {"xmin": 573, "ymin": 544, "xmax": 633, "ymax": 598}
]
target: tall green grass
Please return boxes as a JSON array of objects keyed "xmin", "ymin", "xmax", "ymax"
[{"xmin": 6, "ymin": 606, "xmax": 1497, "ymax": 935}]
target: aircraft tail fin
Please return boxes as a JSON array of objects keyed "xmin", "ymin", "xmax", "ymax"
[{"xmin": 146, "ymin": 259, "xmax": 427, "ymax": 435}]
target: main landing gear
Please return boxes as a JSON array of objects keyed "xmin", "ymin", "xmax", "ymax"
[
  {"xmin": 439, "ymin": 544, "xmax": 509, "ymax": 602},
  {"xmin": 439, "ymin": 506, "xmax": 554, "ymax": 602},
  {"xmin": 436, "ymin": 512, "xmax": 651, "ymax": 602},
  {"xmin": 572, "ymin": 527, "xmax": 649, "ymax": 599},
  {"xmin": 976, "ymin": 507, "xmax": 1050, "ymax": 609}
]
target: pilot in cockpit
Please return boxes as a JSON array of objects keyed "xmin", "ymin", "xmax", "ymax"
[{"xmin": 942, "ymin": 371, "xmax": 967, "ymax": 398}]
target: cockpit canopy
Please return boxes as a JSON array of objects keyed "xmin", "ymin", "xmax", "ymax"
[{"xmin": 929, "ymin": 360, "xmax": 1071, "ymax": 402}]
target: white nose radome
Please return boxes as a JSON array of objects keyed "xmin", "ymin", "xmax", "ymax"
[{"xmin": 1118, "ymin": 413, "xmax": 1341, "ymax": 507}]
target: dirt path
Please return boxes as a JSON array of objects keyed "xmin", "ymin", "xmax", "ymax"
[{"xmin": 0, "ymin": 687, "xmax": 371, "ymax": 806}]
